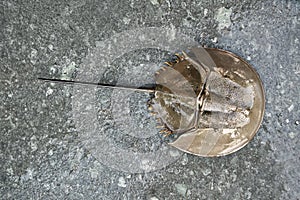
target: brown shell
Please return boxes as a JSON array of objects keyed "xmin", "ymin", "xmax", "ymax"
[{"xmin": 151, "ymin": 47, "xmax": 265, "ymax": 157}]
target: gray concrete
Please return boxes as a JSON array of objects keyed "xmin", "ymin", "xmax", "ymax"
[{"xmin": 1, "ymin": 0, "xmax": 299, "ymax": 199}]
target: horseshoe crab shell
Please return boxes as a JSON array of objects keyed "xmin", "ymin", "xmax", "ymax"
[{"xmin": 151, "ymin": 47, "xmax": 265, "ymax": 157}]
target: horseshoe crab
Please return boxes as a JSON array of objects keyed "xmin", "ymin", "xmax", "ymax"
[
  {"xmin": 150, "ymin": 47, "xmax": 265, "ymax": 157},
  {"xmin": 38, "ymin": 46, "xmax": 265, "ymax": 157}
]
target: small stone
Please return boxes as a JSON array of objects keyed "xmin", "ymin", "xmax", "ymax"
[
  {"xmin": 46, "ymin": 88, "xmax": 54, "ymax": 96},
  {"xmin": 215, "ymin": 7, "xmax": 232, "ymax": 31},
  {"xmin": 118, "ymin": 177, "xmax": 126, "ymax": 188},
  {"xmin": 211, "ymin": 37, "xmax": 218, "ymax": 43},
  {"xmin": 175, "ymin": 183, "xmax": 188, "ymax": 196}
]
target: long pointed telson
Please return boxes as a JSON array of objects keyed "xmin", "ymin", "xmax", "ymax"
[{"xmin": 38, "ymin": 77, "xmax": 156, "ymax": 93}]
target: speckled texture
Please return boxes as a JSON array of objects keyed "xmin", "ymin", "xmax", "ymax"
[{"xmin": 1, "ymin": 0, "xmax": 299, "ymax": 199}]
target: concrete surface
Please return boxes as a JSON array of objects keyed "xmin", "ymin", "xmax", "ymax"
[{"xmin": 1, "ymin": 0, "xmax": 299, "ymax": 199}]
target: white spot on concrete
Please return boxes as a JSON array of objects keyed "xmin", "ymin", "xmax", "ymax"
[
  {"xmin": 30, "ymin": 136, "xmax": 38, "ymax": 152},
  {"xmin": 30, "ymin": 49, "xmax": 38, "ymax": 58},
  {"xmin": 49, "ymin": 67, "xmax": 56, "ymax": 74},
  {"xmin": 169, "ymin": 149, "xmax": 180, "ymax": 157},
  {"xmin": 181, "ymin": 154, "xmax": 188, "ymax": 165},
  {"xmin": 182, "ymin": 18, "xmax": 192, "ymax": 27},
  {"xmin": 44, "ymin": 183, "xmax": 51, "ymax": 191},
  {"xmin": 140, "ymin": 159, "xmax": 156, "ymax": 171},
  {"xmin": 30, "ymin": 141, "xmax": 38, "ymax": 152},
  {"xmin": 215, "ymin": 7, "xmax": 232, "ymax": 32},
  {"xmin": 46, "ymin": 87, "xmax": 54, "ymax": 96},
  {"xmin": 30, "ymin": 49, "xmax": 38, "ymax": 64},
  {"xmin": 186, "ymin": 10, "xmax": 195, "ymax": 20},
  {"xmin": 48, "ymin": 149, "xmax": 53, "ymax": 156},
  {"xmin": 126, "ymin": 174, "xmax": 131, "ymax": 179},
  {"xmin": 167, "ymin": 23, "xmax": 176, "ymax": 41},
  {"xmin": 118, "ymin": 177, "xmax": 127, "ymax": 187},
  {"xmin": 6, "ymin": 167, "xmax": 14, "ymax": 175},
  {"xmin": 288, "ymin": 104, "xmax": 294, "ymax": 112},
  {"xmin": 189, "ymin": 170, "xmax": 195, "ymax": 176},
  {"xmin": 204, "ymin": 8, "xmax": 208, "ymax": 17},
  {"xmin": 202, "ymin": 168, "xmax": 212, "ymax": 176},
  {"xmin": 145, "ymin": 54, "xmax": 150, "ymax": 61},
  {"xmin": 61, "ymin": 61, "xmax": 76, "ymax": 80},
  {"xmin": 85, "ymin": 104, "xmax": 92, "ymax": 111},
  {"xmin": 90, "ymin": 168, "xmax": 98, "ymax": 179},
  {"xmin": 21, "ymin": 168, "xmax": 34, "ymax": 181},
  {"xmin": 175, "ymin": 183, "xmax": 188, "ymax": 196},
  {"xmin": 150, "ymin": 197, "xmax": 159, "ymax": 200},
  {"xmin": 165, "ymin": 0, "xmax": 171, "ymax": 8},
  {"xmin": 288, "ymin": 132, "xmax": 296, "ymax": 139},
  {"xmin": 48, "ymin": 44, "xmax": 53, "ymax": 51},
  {"xmin": 123, "ymin": 17, "xmax": 131, "ymax": 25},
  {"xmin": 149, "ymin": 0, "xmax": 159, "ymax": 6}
]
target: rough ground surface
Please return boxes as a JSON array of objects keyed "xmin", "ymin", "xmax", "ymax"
[{"xmin": 1, "ymin": 0, "xmax": 299, "ymax": 199}]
